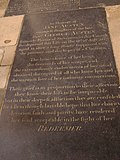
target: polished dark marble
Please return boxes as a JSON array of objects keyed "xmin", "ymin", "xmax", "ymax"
[{"xmin": 1, "ymin": 8, "xmax": 120, "ymax": 160}]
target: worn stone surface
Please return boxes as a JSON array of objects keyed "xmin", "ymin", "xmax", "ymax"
[
  {"xmin": 0, "ymin": 48, "xmax": 4, "ymax": 64},
  {"xmin": 0, "ymin": 55, "xmax": 3, "ymax": 64},
  {"xmin": 0, "ymin": 89, "xmax": 5, "ymax": 110},
  {"xmin": 80, "ymin": 0, "xmax": 120, "ymax": 8},
  {"xmin": 0, "ymin": 15, "xmax": 24, "ymax": 47},
  {"xmin": 0, "ymin": 1, "xmax": 120, "ymax": 160},
  {"xmin": 0, "ymin": 8, "xmax": 120, "ymax": 160},
  {"xmin": 0, "ymin": 0, "xmax": 9, "ymax": 17},
  {"xmin": 0, "ymin": 9, "xmax": 5, "ymax": 17},
  {"xmin": 106, "ymin": 5, "xmax": 120, "ymax": 81},
  {"xmin": 5, "ymin": 0, "xmax": 120, "ymax": 17},
  {"xmin": 5, "ymin": 0, "xmax": 80, "ymax": 16},
  {"xmin": 0, "ymin": 66, "xmax": 11, "ymax": 89},
  {"xmin": 0, "ymin": 0, "xmax": 9, "ymax": 9},
  {"xmin": 1, "ymin": 46, "xmax": 17, "ymax": 66}
]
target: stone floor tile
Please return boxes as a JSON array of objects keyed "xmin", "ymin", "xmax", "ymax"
[
  {"xmin": 0, "ymin": 66, "xmax": 11, "ymax": 89},
  {"xmin": 1, "ymin": 46, "xmax": 16, "ymax": 66},
  {"xmin": 0, "ymin": 9, "xmax": 5, "ymax": 17},
  {"xmin": 0, "ymin": 15, "xmax": 24, "ymax": 47},
  {"xmin": 106, "ymin": 5, "xmax": 120, "ymax": 80},
  {"xmin": 0, "ymin": 89, "xmax": 5, "ymax": 111}
]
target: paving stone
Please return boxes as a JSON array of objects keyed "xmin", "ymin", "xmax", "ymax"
[
  {"xmin": 0, "ymin": 66, "xmax": 11, "ymax": 89},
  {"xmin": 0, "ymin": 0, "xmax": 9, "ymax": 9},
  {"xmin": 5, "ymin": 0, "xmax": 80, "ymax": 16},
  {"xmin": 106, "ymin": 5, "xmax": 120, "ymax": 80},
  {"xmin": 1, "ymin": 46, "xmax": 17, "ymax": 66},
  {"xmin": 0, "ymin": 9, "xmax": 5, "ymax": 17},
  {"xmin": 80, "ymin": 0, "xmax": 120, "ymax": 8},
  {"xmin": 0, "ymin": 55, "xmax": 3, "ymax": 65},
  {"xmin": 0, "ymin": 89, "xmax": 5, "ymax": 111},
  {"xmin": 0, "ymin": 49, "xmax": 4, "ymax": 65},
  {"xmin": 0, "ymin": 15, "xmax": 24, "ymax": 47}
]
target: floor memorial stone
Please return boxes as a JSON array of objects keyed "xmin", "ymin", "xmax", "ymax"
[{"xmin": 0, "ymin": 7, "xmax": 120, "ymax": 160}]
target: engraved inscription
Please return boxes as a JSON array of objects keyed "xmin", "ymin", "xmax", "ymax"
[{"xmin": 2, "ymin": 9, "xmax": 120, "ymax": 132}]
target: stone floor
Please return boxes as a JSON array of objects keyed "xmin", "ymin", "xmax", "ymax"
[
  {"xmin": 0, "ymin": 0, "xmax": 8, "ymax": 109},
  {"xmin": 0, "ymin": 0, "xmax": 12, "ymax": 109},
  {"xmin": 0, "ymin": 0, "xmax": 8, "ymax": 9},
  {"xmin": 0, "ymin": 0, "xmax": 8, "ymax": 16},
  {"xmin": 0, "ymin": 1, "xmax": 120, "ymax": 111}
]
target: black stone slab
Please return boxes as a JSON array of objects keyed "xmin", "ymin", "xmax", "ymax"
[
  {"xmin": 1, "ymin": 8, "xmax": 120, "ymax": 160},
  {"xmin": 5, "ymin": 0, "xmax": 80, "ymax": 16},
  {"xmin": 80, "ymin": 0, "xmax": 120, "ymax": 8}
]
